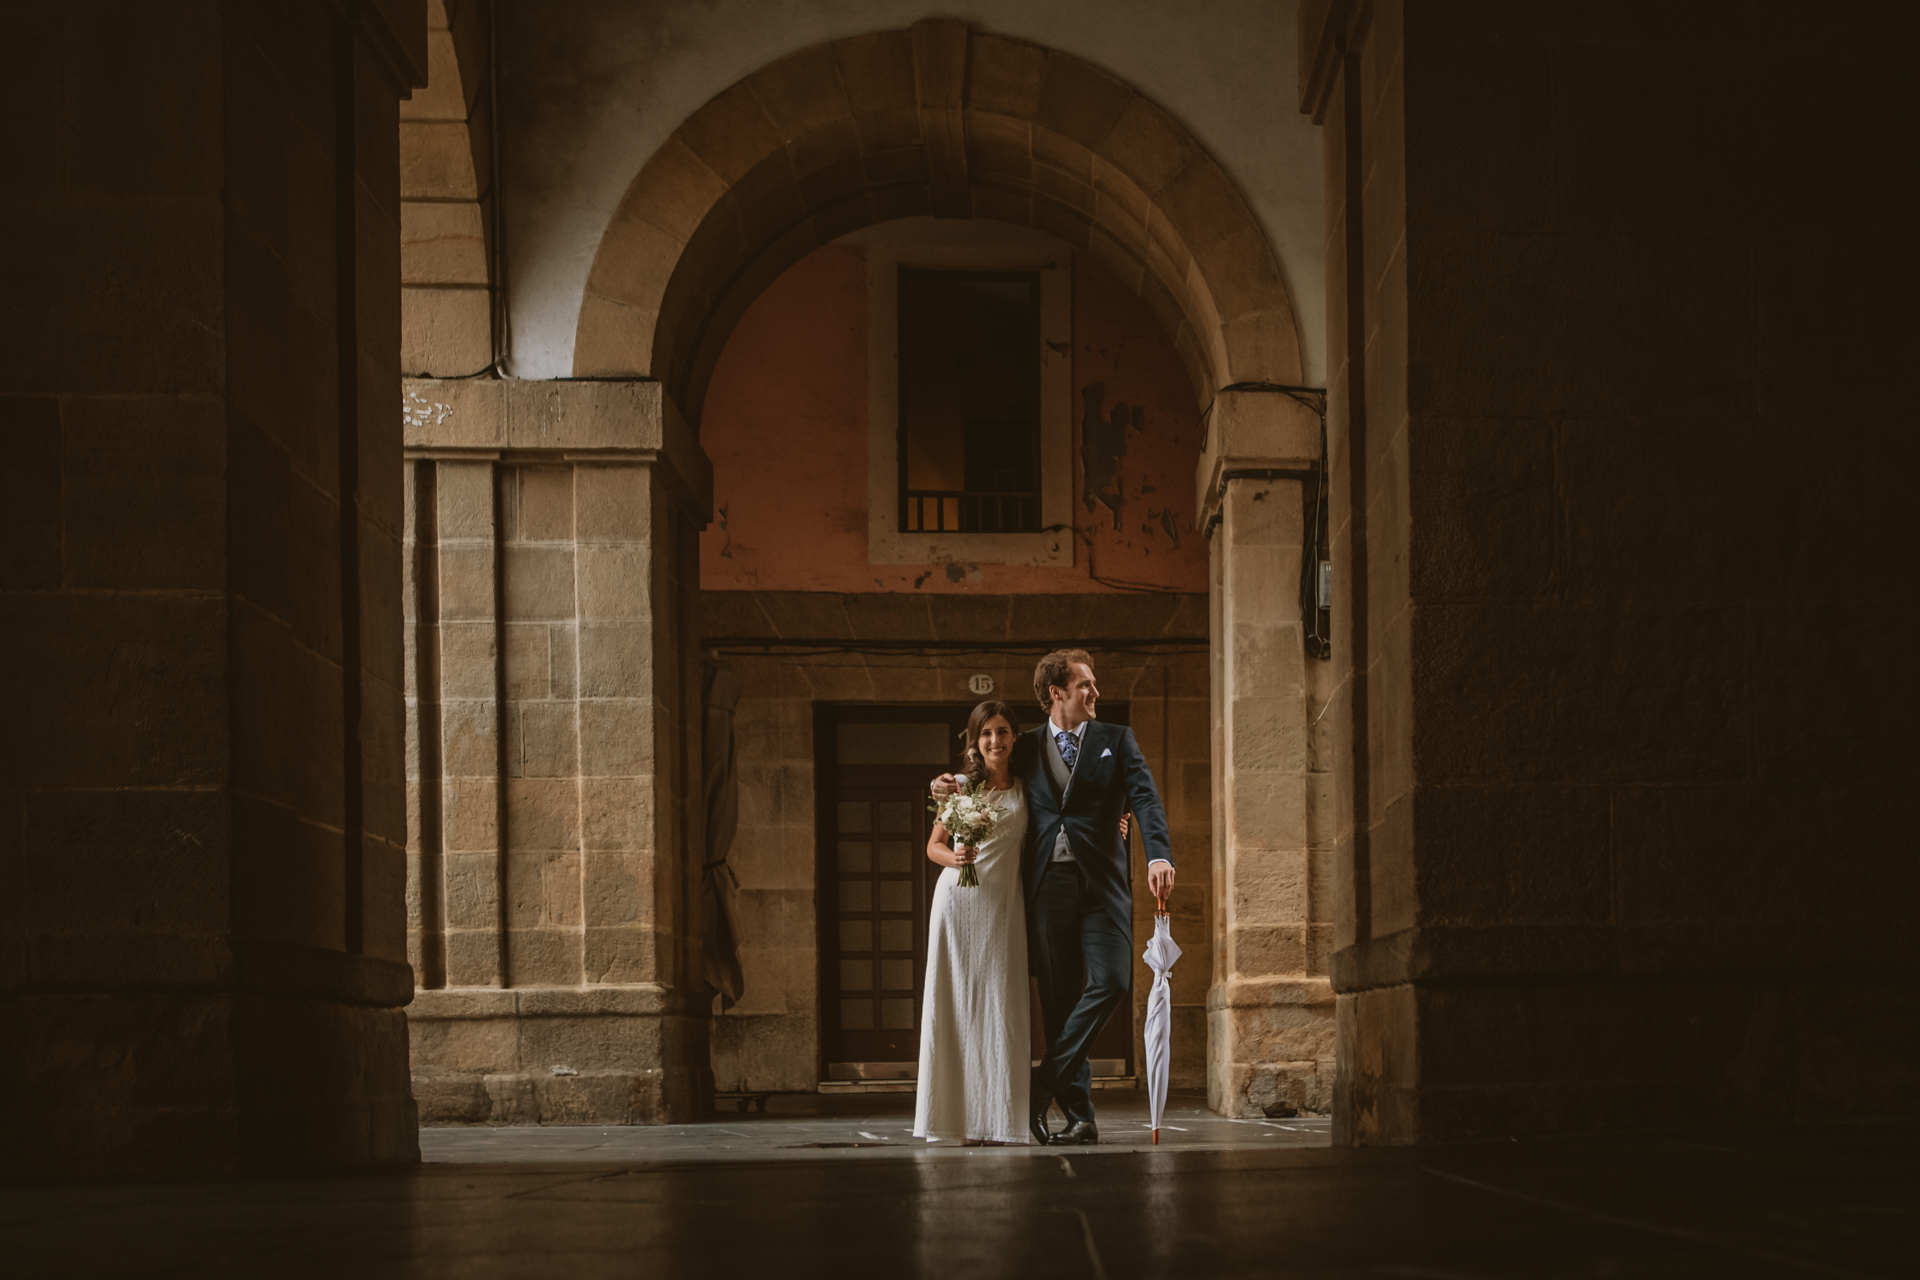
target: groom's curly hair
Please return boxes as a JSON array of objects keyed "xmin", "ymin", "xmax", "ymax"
[{"xmin": 1033, "ymin": 648, "xmax": 1093, "ymax": 714}]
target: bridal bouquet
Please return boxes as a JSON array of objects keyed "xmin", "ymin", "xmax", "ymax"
[{"xmin": 929, "ymin": 777, "xmax": 996, "ymax": 887}]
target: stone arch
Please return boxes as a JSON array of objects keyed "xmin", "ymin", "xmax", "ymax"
[
  {"xmin": 400, "ymin": 0, "xmax": 498, "ymax": 376},
  {"xmin": 573, "ymin": 20, "xmax": 1301, "ymax": 425}
]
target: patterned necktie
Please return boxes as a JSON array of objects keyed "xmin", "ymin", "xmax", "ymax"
[{"xmin": 1056, "ymin": 729, "xmax": 1079, "ymax": 771}]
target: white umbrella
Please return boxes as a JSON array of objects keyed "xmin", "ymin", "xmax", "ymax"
[{"xmin": 1142, "ymin": 895, "xmax": 1181, "ymax": 1144}]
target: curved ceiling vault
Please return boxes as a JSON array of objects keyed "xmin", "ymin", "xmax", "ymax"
[{"xmin": 574, "ymin": 19, "xmax": 1302, "ymax": 427}]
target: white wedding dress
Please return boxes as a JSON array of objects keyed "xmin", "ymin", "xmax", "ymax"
[{"xmin": 913, "ymin": 780, "xmax": 1031, "ymax": 1143}]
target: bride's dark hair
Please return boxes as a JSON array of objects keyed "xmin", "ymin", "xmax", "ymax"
[{"xmin": 960, "ymin": 700, "xmax": 1020, "ymax": 784}]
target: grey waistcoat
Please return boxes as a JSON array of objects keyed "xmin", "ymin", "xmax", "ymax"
[{"xmin": 1044, "ymin": 725, "xmax": 1079, "ymax": 862}]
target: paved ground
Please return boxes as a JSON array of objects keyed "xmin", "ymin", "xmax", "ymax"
[
  {"xmin": 417, "ymin": 1089, "xmax": 1329, "ymax": 1163},
  {"xmin": 2, "ymin": 1094, "xmax": 1909, "ymax": 1278}
]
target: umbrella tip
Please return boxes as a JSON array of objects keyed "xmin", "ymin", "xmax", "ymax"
[{"xmin": 1151, "ymin": 1129, "xmax": 1160, "ymax": 1145}]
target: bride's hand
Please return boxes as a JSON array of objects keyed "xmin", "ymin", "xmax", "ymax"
[{"xmin": 951, "ymin": 843, "xmax": 977, "ymax": 866}]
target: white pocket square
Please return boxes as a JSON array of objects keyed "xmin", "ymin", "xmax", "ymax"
[{"xmin": 1100, "ymin": 748, "xmax": 1113, "ymax": 758}]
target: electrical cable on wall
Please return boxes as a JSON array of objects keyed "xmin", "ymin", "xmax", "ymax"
[
  {"xmin": 1046, "ymin": 507, "xmax": 1196, "ymax": 596},
  {"xmin": 703, "ymin": 639, "xmax": 1209, "ymax": 658},
  {"xmin": 1198, "ymin": 381, "xmax": 1327, "ymax": 451},
  {"xmin": 1301, "ymin": 399, "xmax": 1332, "ymax": 659},
  {"xmin": 1082, "ymin": 527, "xmax": 1191, "ymax": 594},
  {"xmin": 1201, "ymin": 383, "xmax": 1333, "ymax": 661}
]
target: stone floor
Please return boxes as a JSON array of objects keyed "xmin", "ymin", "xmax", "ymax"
[
  {"xmin": 2, "ymin": 1093, "xmax": 1909, "ymax": 1278},
  {"xmin": 417, "ymin": 1089, "xmax": 1328, "ymax": 1163}
]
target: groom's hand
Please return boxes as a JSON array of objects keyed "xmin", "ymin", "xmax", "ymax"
[
  {"xmin": 929, "ymin": 773, "xmax": 960, "ymax": 799},
  {"xmin": 1148, "ymin": 860, "xmax": 1175, "ymax": 901}
]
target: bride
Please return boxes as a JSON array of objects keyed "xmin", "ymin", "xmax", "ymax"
[{"xmin": 914, "ymin": 700, "xmax": 1031, "ymax": 1144}]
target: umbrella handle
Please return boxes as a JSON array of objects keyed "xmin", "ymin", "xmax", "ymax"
[{"xmin": 1155, "ymin": 893, "xmax": 1168, "ymax": 918}]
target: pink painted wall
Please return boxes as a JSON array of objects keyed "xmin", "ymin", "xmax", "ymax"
[{"xmin": 698, "ymin": 240, "xmax": 1206, "ymax": 594}]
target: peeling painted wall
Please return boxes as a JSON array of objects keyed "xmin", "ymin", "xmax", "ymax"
[{"xmin": 699, "ymin": 237, "xmax": 1208, "ymax": 594}]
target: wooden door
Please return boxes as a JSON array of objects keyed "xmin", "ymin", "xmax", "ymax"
[{"xmin": 817, "ymin": 707, "xmax": 971, "ymax": 1080}]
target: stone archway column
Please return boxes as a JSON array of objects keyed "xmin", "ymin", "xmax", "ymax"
[
  {"xmin": 402, "ymin": 378, "xmax": 712, "ymax": 1124},
  {"xmin": 1198, "ymin": 391, "xmax": 1337, "ymax": 1116},
  {"xmin": 3, "ymin": 0, "xmax": 428, "ymax": 1178}
]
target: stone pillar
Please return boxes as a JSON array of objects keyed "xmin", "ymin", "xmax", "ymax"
[
  {"xmin": 433, "ymin": 460, "xmax": 508, "ymax": 987},
  {"xmin": 1311, "ymin": 0, "xmax": 1421, "ymax": 1146},
  {"xmin": 0, "ymin": 1, "xmax": 427, "ymax": 1178},
  {"xmin": 1198, "ymin": 390, "xmax": 1337, "ymax": 1116},
  {"xmin": 1301, "ymin": 0, "xmax": 1920, "ymax": 1143},
  {"xmin": 399, "ymin": 0, "xmax": 495, "ymax": 376},
  {"xmin": 402, "ymin": 378, "xmax": 713, "ymax": 1124}
]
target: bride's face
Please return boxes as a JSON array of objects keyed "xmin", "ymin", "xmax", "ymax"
[{"xmin": 976, "ymin": 715, "xmax": 1015, "ymax": 768}]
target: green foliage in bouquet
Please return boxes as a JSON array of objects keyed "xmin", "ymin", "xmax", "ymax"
[{"xmin": 928, "ymin": 777, "xmax": 998, "ymax": 888}]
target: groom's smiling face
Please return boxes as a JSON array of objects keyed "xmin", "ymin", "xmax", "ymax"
[{"xmin": 1049, "ymin": 661, "xmax": 1099, "ymax": 729}]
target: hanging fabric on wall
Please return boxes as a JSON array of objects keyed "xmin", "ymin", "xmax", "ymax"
[{"xmin": 701, "ymin": 662, "xmax": 745, "ymax": 1008}]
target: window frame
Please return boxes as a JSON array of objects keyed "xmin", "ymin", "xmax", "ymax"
[{"xmin": 864, "ymin": 240, "xmax": 1073, "ymax": 568}]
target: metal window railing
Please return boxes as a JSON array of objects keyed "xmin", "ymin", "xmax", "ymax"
[{"xmin": 902, "ymin": 489, "xmax": 1040, "ymax": 533}]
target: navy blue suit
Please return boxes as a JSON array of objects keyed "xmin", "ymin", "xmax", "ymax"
[{"xmin": 1015, "ymin": 718, "xmax": 1173, "ymax": 1127}]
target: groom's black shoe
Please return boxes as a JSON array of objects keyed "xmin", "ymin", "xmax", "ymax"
[
  {"xmin": 1029, "ymin": 1097, "xmax": 1054, "ymax": 1146},
  {"xmin": 1053, "ymin": 1120, "xmax": 1099, "ymax": 1146}
]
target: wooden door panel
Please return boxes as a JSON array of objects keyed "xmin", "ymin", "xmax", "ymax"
[
  {"xmin": 825, "ymin": 786, "xmax": 929, "ymax": 1066},
  {"xmin": 818, "ymin": 707, "xmax": 970, "ymax": 1079}
]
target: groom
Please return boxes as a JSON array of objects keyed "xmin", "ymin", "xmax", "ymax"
[{"xmin": 934, "ymin": 648, "xmax": 1175, "ymax": 1145}]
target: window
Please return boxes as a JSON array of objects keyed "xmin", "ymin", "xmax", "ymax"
[
  {"xmin": 897, "ymin": 270, "xmax": 1042, "ymax": 533},
  {"xmin": 857, "ymin": 222, "xmax": 1072, "ymax": 569}
]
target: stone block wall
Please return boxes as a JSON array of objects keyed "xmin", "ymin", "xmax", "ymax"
[
  {"xmin": 700, "ymin": 592, "xmax": 1215, "ymax": 1095},
  {"xmin": 1305, "ymin": 0, "xmax": 1920, "ymax": 1142},
  {"xmin": 502, "ymin": 463, "xmax": 586, "ymax": 987},
  {"xmin": 402, "ymin": 377, "xmax": 713, "ymax": 1124},
  {"xmin": 400, "ymin": 0, "xmax": 494, "ymax": 376},
  {"xmin": 0, "ymin": 0, "xmax": 427, "ymax": 1178},
  {"xmin": 1197, "ymin": 391, "xmax": 1340, "ymax": 1116}
]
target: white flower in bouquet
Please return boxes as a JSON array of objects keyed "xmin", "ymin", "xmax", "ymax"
[{"xmin": 929, "ymin": 776, "xmax": 998, "ymax": 887}]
